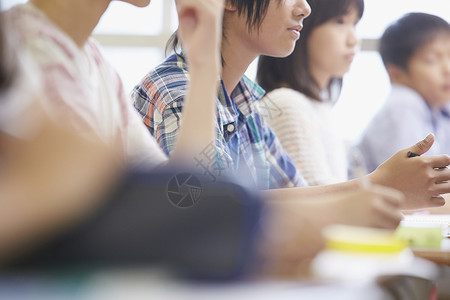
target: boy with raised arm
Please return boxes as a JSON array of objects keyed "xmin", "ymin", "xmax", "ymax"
[{"xmin": 133, "ymin": 0, "xmax": 450, "ymax": 219}]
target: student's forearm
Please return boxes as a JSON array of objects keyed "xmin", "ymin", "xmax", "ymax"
[
  {"xmin": 171, "ymin": 63, "xmax": 220, "ymax": 163},
  {"xmin": 264, "ymin": 177, "xmax": 361, "ymax": 200},
  {"xmin": 0, "ymin": 185, "xmax": 72, "ymax": 263}
]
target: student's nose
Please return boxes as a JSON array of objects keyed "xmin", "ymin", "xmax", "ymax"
[
  {"xmin": 293, "ymin": 0, "xmax": 311, "ymax": 20},
  {"xmin": 347, "ymin": 27, "xmax": 359, "ymax": 47},
  {"xmin": 444, "ymin": 56, "xmax": 450, "ymax": 75}
]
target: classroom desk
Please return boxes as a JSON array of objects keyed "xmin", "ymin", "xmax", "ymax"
[
  {"xmin": 0, "ymin": 255, "xmax": 441, "ymax": 300},
  {"xmin": 0, "ymin": 269, "xmax": 417, "ymax": 300},
  {"xmin": 0, "ymin": 229, "xmax": 447, "ymax": 299},
  {"xmin": 414, "ymin": 249, "xmax": 450, "ymax": 266},
  {"xmin": 411, "ymin": 239, "xmax": 450, "ymax": 298},
  {"xmin": 412, "ymin": 237, "xmax": 450, "ymax": 266}
]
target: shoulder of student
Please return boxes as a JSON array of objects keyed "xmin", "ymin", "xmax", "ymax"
[
  {"xmin": 372, "ymin": 85, "xmax": 431, "ymax": 125},
  {"xmin": 132, "ymin": 58, "xmax": 189, "ymax": 111},
  {"xmin": 262, "ymin": 87, "xmax": 315, "ymax": 114}
]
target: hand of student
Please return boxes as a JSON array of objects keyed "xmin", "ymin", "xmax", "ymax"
[
  {"xmin": 369, "ymin": 133, "xmax": 450, "ymax": 209},
  {"xmin": 257, "ymin": 184, "xmax": 403, "ymax": 277},
  {"xmin": 175, "ymin": 0, "xmax": 224, "ymax": 70},
  {"xmin": 257, "ymin": 198, "xmax": 326, "ymax": 278},
  {"xmin": 326, "ymin": 184, "xmax": 405, "ymax": 229}
]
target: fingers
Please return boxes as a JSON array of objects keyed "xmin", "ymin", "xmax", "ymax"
[
  {"xmin": 372, "ymin": 196, "xmax": 404, "ymax": 229},
  {"xmin": 430, "ymin": 180, "xmax": 450, "ymax": 198},
  {"xmin": 175, "ymin": 0, "xmax": 224, "ymax": 64},
  {"xmin": 358, "ymin": 185, "xmax": 404, "ymax": 229},
  {"xmin": 428, "ymin": 196, "xmax": 446, "ymax": 207},
  {"xmin": 434, "ymin": 166, "xmax": 450, "ymax": 183},
  {"xmin": 406, "ymin": 133, "xmax": 434, "ymax": 156},
  {"xmin": 177, "ymin": 7, "xmax": 198, "ymax": 33},
  {"xmin": 427, "ymin": 154, "xmax": 450, "ymax": 169},
  {"xmin": 176, "ymin": 0, "xmax": 224, "ymax": 21}
]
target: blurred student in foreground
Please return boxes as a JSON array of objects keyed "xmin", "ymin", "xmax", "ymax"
[
  {"xmin": 0, "ymin": 0, "xmax": 324, "ymax": 279},
  {"xmin": 355, "ymin": 13, "xmax": 450, "ymax": 173}
]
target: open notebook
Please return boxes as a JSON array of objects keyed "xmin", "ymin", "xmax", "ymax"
[{"xmin": 400, "ymin": 214, "xmax": 450, "ymax": 238}]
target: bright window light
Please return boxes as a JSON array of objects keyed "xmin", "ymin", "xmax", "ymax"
[{"xmin": 94, "ymin": 0, "xmax": 163, "ymax": 36}]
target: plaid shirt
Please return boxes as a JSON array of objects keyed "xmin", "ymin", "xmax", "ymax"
[{"xmin": 132, "ymin": 54, "xmax": 306, "ymax": 189}]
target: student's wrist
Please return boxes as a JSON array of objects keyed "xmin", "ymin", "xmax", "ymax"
[{"xmin": 366, "ymin": 168, "xmax": 384, "ymax": 188}]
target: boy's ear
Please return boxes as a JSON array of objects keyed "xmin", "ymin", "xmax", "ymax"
[
  {"xmin": 224, "ymin": 0, "xmax": 238, "ymax": 12},
  {"xmin": 386, "ymin": 64, "xmax": 409, "ymax": 85}
]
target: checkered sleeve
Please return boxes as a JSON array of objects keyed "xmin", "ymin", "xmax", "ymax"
[
  {"xmin": 131, "ymin": 58, "xmax": 235, "ymax": 181},
  {"xmin": 132, "ymin": 62, "xmax": 189, "ymax": 156},
  {"xmin": 263, "ymin": 120, "xmax": 308, "ymax": 189}
]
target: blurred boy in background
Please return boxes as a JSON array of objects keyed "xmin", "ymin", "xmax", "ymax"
[{"xmin": 356, "ymin": 13, "xmax": 450, "ymax": 173}]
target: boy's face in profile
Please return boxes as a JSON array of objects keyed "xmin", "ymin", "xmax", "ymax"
[{"xmin": 403, "ymin": 32, "xmax": 450, "ymax": 108}]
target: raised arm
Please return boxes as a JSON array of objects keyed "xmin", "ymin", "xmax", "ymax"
[{"xmin": 169, "ymin": 0, "xmax": 224, "ymax": 164}]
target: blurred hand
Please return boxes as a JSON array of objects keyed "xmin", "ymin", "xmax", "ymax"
[
  {"xmin": 369, "ymin": 133, "xmax": 450, "ymax": 209},
  {"xmin": 257, "ymin": 184, "xmax": 403, "ymax": 277},
  {"xmin": 257, "ymin": 198, "xmax": 326, "ymax": 278},
  {"xmin": 326, "ymin": 184, "xmax": 405, "ymax": 229},
  {"xmin": 175, "ymin": 0, "xmax": 224, "ymax": 70}
]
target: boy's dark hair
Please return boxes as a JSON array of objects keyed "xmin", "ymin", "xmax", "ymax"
[
  {"xmin": 166, "ymin": 0, "xmax": 274, "ymax": 56},
  {"xmin": 257, "ymin": 0, "xmax": 364, "ymax": 102},
  {"xmin": 379, "ymin": 12, "xmax": 450, "ymax": 71}
]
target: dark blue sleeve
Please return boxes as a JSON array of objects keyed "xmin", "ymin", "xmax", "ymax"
[{"xmin": 10, "ymin": 167, "xmax": 263, "ymax": 281}]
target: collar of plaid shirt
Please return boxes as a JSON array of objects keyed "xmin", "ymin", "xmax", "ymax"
[
  {"xmin": 174, "ymin": 51, "xmax": 265, "ymax": 142},
  {"xmin": 217, "ymin": 75, "xmax": 266, "ymax": 142}
]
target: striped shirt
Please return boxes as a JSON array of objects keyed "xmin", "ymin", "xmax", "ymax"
[
  {"xmin": 132, "ymin": 54, "xmax": 306, "ymax": 189},
  {"xmin": 261, "ymin": 88, "xmax": 348, "ymax": 186}
]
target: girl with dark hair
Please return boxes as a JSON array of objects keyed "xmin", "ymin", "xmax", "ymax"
[{"xmin": 257, "ymin": 0, "xmax": 364, "ymax": 186}]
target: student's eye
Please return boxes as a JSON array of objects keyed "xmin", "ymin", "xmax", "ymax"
[
  {"xmin": 423, "ymin": 55, "xmax": 438, "ymax": 65},
  {"xmin": 335, "ymin": 18, "xmax": 345, "ymax": 25}
]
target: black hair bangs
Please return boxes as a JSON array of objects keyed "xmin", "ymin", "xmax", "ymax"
[{"xmin": 307, "ymin": 0, "xmax": 364, "ymax": 28}]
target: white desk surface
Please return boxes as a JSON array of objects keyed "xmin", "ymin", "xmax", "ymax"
[{"xmin": 0, "ymin": 270, "xmax": 394, "ymax": 300}]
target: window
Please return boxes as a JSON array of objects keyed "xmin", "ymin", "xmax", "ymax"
[{"xmin": 93, "ymin": 0, "xmax": 175, "ymax": 92}]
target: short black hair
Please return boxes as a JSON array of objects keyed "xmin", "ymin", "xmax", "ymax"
[
  {"xmin": 167, "ymin": 0, "xmax": 274, "ymax": 56},
  {"xmin": 257, "ymin": 0, "xmax": 364, "ymax": 101},
  {"xmin": 379, "ymin": 12, "xmax": 450, "ymax": 70}
]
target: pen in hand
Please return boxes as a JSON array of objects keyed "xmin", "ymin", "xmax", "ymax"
[
  {"xmin": 407, "ymin": 150, "xmax": 448, "ymax": 170},
  {"xmin": 407, "ymin": 151, "xmax": 420, "ymax": 158}
]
